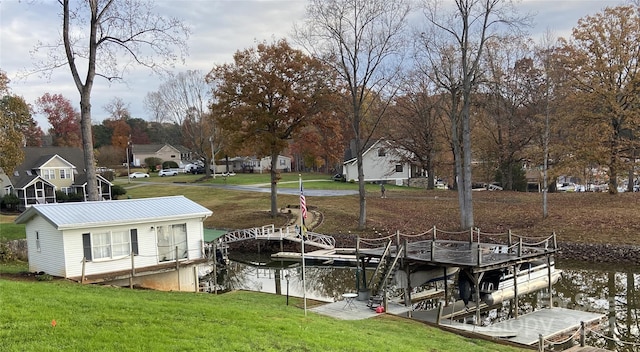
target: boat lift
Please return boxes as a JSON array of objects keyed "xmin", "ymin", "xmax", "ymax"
[{"xmin": 356, "ymin": 226, "xmax": 560, "ymax": 325}]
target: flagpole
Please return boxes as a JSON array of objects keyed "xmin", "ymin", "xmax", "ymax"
[{"xmin": 299, "ymin": 174, "xmax": 307, "ymax": 316}]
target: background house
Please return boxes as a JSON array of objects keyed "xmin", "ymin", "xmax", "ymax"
[
  {"xmin": 131, "ymin": 144, "xmax": 182, "ymax": 167},
  {"xmin": 342, "ymin": 139, "xmax": 418, "ymax": 185},
  {"xmin": 14, "ymin": 196, "xmax": 213, "ymax": 292},
  {"xmin": 259, "ymin": 155, "xmax": 292, "ymax": 173},
  {"xmin": 2, "ymin": 147, "xmax": 112, "ymax": 209},
  {"xmin": 214, "ymin": 155, "xmax": 291, "ymax": 174}
]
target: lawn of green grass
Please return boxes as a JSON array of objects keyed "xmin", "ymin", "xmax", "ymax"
[
  {"xmin": 0, "ymin": 279, "xmax": 525, "ymax": 352},
  {"xmin": 0, "ymin": 214, "xmax": 24, "ymax": 242}
]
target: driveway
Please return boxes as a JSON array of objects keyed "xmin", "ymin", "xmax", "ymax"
[{"xmin": 125, "ymin": 179, "xmax": 359, "ymax": 197}]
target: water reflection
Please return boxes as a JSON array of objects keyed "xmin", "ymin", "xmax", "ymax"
[{"xmin": 212, "ymin": 255, "xmax": 639, "ymax": 351}]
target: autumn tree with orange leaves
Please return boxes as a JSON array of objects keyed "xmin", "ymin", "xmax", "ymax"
[
  {"xmin": 36, "ymin": 93, "xmax": 82, "ymax": 148},
  {"xmin": 207, "ymin": 39, "xmax": 336, "ymax": 217},
  {"xmin": 557, "ymin": 5, "xmax": 640, "ymax": 195}
]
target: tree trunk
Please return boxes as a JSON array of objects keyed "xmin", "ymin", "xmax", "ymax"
[
  {"xmin": 270, "ymin": 151, "xmax": 279, "ymax": 217},
  {"xmin": 80, "ymin": 89, "xmax": 99, "ymax": 201},
  {"xmin": 461, "ymin": 99, "xmax": 474, "ymax": 230},
  {"xmin": 357, "ymin": 139, "xmax": 367, "ymax": 230}
]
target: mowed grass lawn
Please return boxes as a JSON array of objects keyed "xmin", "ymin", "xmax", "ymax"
[
  {"xmin": 117, "ymin": 173, "xmax": 640, "ymax": 246},
  {"xmin": 0, "ymin": 280, "xmax": 525, "ymax": 352}
]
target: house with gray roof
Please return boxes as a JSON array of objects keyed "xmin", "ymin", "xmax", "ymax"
[
  {"xmin": 342, "ymin": 139, "xmax": 419, "ymax": 185},
  {"xmin": 14, "ymin": 196, "xmax": 213, "ymax": 292},
  {"xmin": 1, "ymin": 147, "xmax": 112, "ymax": 209},
  {"xmin": 130, "ymin": 144, "xmax": 183, "ymax": 167}
]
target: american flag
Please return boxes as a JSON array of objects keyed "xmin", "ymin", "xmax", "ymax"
[{"xmin": 300, "ymin": 182, "xmax": 307, "ymax": 220}]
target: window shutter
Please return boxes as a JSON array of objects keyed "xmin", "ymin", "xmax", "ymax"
[
  {"xmin": 130, "ymin": 229, "xmax": 139, "ymax": 255},
  {"xmin": 82, "ymin": 233, "xmax": 92, "ymax": 261}
]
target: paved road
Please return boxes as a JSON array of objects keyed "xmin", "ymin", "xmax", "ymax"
[{"xmin": 126, "ymin": 180, "xmax": 359, "ymax": 197}]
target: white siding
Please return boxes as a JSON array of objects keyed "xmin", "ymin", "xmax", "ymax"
[
  {"xmin": 344, "ymin": 142, "xmax": 411, "ymax": 183},
  {"xmin": 62, "ymin": 217, "xmax": 205, "ymax": 278},
  {"xmin": 26, "ymin": 216, "xmax": 66, "ymax": 277}
]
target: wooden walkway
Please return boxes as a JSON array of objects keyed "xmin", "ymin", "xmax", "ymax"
[
  {"xmin": 491, "ymin": 308, "xmax": 603, "ymax": 345},
  {"xmin": 271, "ymin": 248, "xmax": 359, "ymax": 263},
  {"xmin": 217, "ymin": 225, "xmax": 336, "ymax": 249}
]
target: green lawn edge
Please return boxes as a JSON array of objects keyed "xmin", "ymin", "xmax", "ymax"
[{"xmin": 0, "ymin": 279, "xmax": 526, "ymax": 352}]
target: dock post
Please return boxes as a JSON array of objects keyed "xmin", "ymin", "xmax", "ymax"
[
  {"xmin": 176, "ymin": 246, "xmax": 181, "ymax": 291},
  {"xmin": 81, "ymin": 257, "xmax": 86, "ymax": 284},
  {"xmin": 469, "ymin": 228, "xmax": 473, "ymax": 244},
  {"xmin": 443, "ymin": 267, "xmax": 449, "ymax": 305},
  {"xmin": 433, "ymin": 225, "xmax": 437, "ymax": 241},
  {"xmin": 474, "ymin": 272, "xmax": 481, "ymax": 326},
  {"xmin": 477, "ymin": 243, "xmax": 482, "ymax": 266},
  {"xmin": 518, "ymin": 238, "xmax": 523, "ymax": 257},
  {"xmin": 130, "ymin": 252, "xmax": 135, "ymax": 289},
  {"xmin": 538, "ymin": 334, "xmax": 544, "ymax": 352},
  {"xmin": 508, "ymin": 229, "xmax": 512, "ymax": 248},
  {"xmin": 213, "ymin": 242, "xmax": 218, "ymax": 294},
  {"xmin": 547, "ymin": 254, "xmax": 553, "ymax": 308},
  {"xmin": 513, "ymin": 264, "xmax": 519, "ymax": 319},
  {"xmin": 580, "ymin": 321, "xmax": 585, "ymax": 346},
  {"xmin": 430, "ymin": 241, "xmax": 435, "ymax": 261},
  {"xmin": 436, "ymin": 301, "xmax": 443, "ymax": 325}
]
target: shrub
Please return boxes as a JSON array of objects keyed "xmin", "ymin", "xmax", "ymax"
[
  {"xmin": 35, "ymin": 272, "xmax": 53, "ymax": 281},
  {"xmin": 111, "ymin": 185, "xmax": 127, "ymax": 200},
  {"xmin": 144, "ymin": 157, "xmax": 162, "ymax": 172},
  {"xmin": 55, "ymin": 190, "xmax": 69, "ymax": 202},
  {"xmin": 162, "ymin": 161, "xmax": 179, "ymax": 169},
  {"xmin": 67, "ymin": 192, "xmax": 85, "ymax": 202},
  {"xmin": 1, "ymin": 193, "xmax": 19, "ymax": 211},
  {"xmin": 100, "ymin": 170, "xmax": 115, "ymax": 181},
  {"xmin": 0, "ymin": 243, "xmax": 16, "ymax": 262}
]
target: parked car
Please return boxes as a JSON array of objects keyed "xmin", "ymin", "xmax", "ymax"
[
  {"xmin": 190, "ymin": 166, "xmax": 205, "ymax": 174},
  {"xmin": 158, "ymin": 169, "xmax": 178, "ymax": 177},
  {"xmin": 129, "ymin": 172, "xmax": 149, "ymax": 179}
]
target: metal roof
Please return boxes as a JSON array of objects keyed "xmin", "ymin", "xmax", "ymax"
[{"xmin": 15, "ymin": 196, "xmax": 212, "ymax": 230}]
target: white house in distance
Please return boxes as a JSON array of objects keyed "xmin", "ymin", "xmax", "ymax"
[
  {"xmin": 342, "ymin": 139, "xmax": 417, "ymax": 185},
  {"xmin": 15, "ymin": 196, "xmax": 213, "ymax": 292},
  {"xmin": 214, "ymin": 155, "xmax": 292, "ymax": 174}
]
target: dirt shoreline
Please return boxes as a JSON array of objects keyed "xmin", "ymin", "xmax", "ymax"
[{"xmin": 556, "ymin": 242, "xmax": 640, "ymax": 264}]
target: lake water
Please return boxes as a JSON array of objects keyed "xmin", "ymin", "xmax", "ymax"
[{"xmin": 208, "ymin": 254, "xmax": 639, "ymax": 351}]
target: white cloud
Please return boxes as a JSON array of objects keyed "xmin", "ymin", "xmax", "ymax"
[{"xmin": 0, "ymin": 0, "xmax": 628, "ymax": 130}]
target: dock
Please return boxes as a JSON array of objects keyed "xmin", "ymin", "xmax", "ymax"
[
  {"xmin": 311, "ymin": 298, "xmax": 605, "ymax": 349},
  {"xmin": 437, "ymin": 307, "xmax": 605, "ymax": 346},
  {"xmin": 271, "ymin": 248, "xmax": 360, "ymax": 263}
]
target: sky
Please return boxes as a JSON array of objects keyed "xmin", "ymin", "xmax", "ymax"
[{"xmin": 0, "ymin": 0, "xmax": 626, "ymax": 130}]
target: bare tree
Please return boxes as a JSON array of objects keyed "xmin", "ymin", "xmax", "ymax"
[
  {"xmin": 151, "ymin": 70, "xmax": 220, "ymax": 177},
  {"xmin": 36, "ymin": 0, "xmax": 189, "ymax": 200},
  {"xmin": 535, "ymin": 30, "xmax": 559, "ymax": 219},
  {"xmin": 418, "ymin": 0, "xmax": 527, "ymax": 229},
  {"xmin": 295, "ymin": 0, "xmax": 411, "ymax": 229},
  {"xmin": 103, "ymin": 97, "xmax": 131, "ymax": 120},
  {"xmin": 389, "ymin": 72, "xmax": 444, "ymax": 189}
]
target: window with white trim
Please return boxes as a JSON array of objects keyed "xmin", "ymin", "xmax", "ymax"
[
  {"xmin": 43, "ymin": 169, "xmax": 55, "ymax": 180},
  {"xmin": 395, "ymin": 164, "xmax": 403, "ymax": 172},
  {"xmin": 156, "ymin": 223, "xmax": 188, "ymax": 262},
  {"xmin": 60, "ymin": 168, "xmax": 71, "ymax": 179},
  {"xmin": 89, "ymin": 230, "xmax": 131, "ymax": 260}
]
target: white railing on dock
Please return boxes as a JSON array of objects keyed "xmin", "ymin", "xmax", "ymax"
[{"xmin": 217, "ymin": 225, "xmax": 335, "ymax": 249}]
